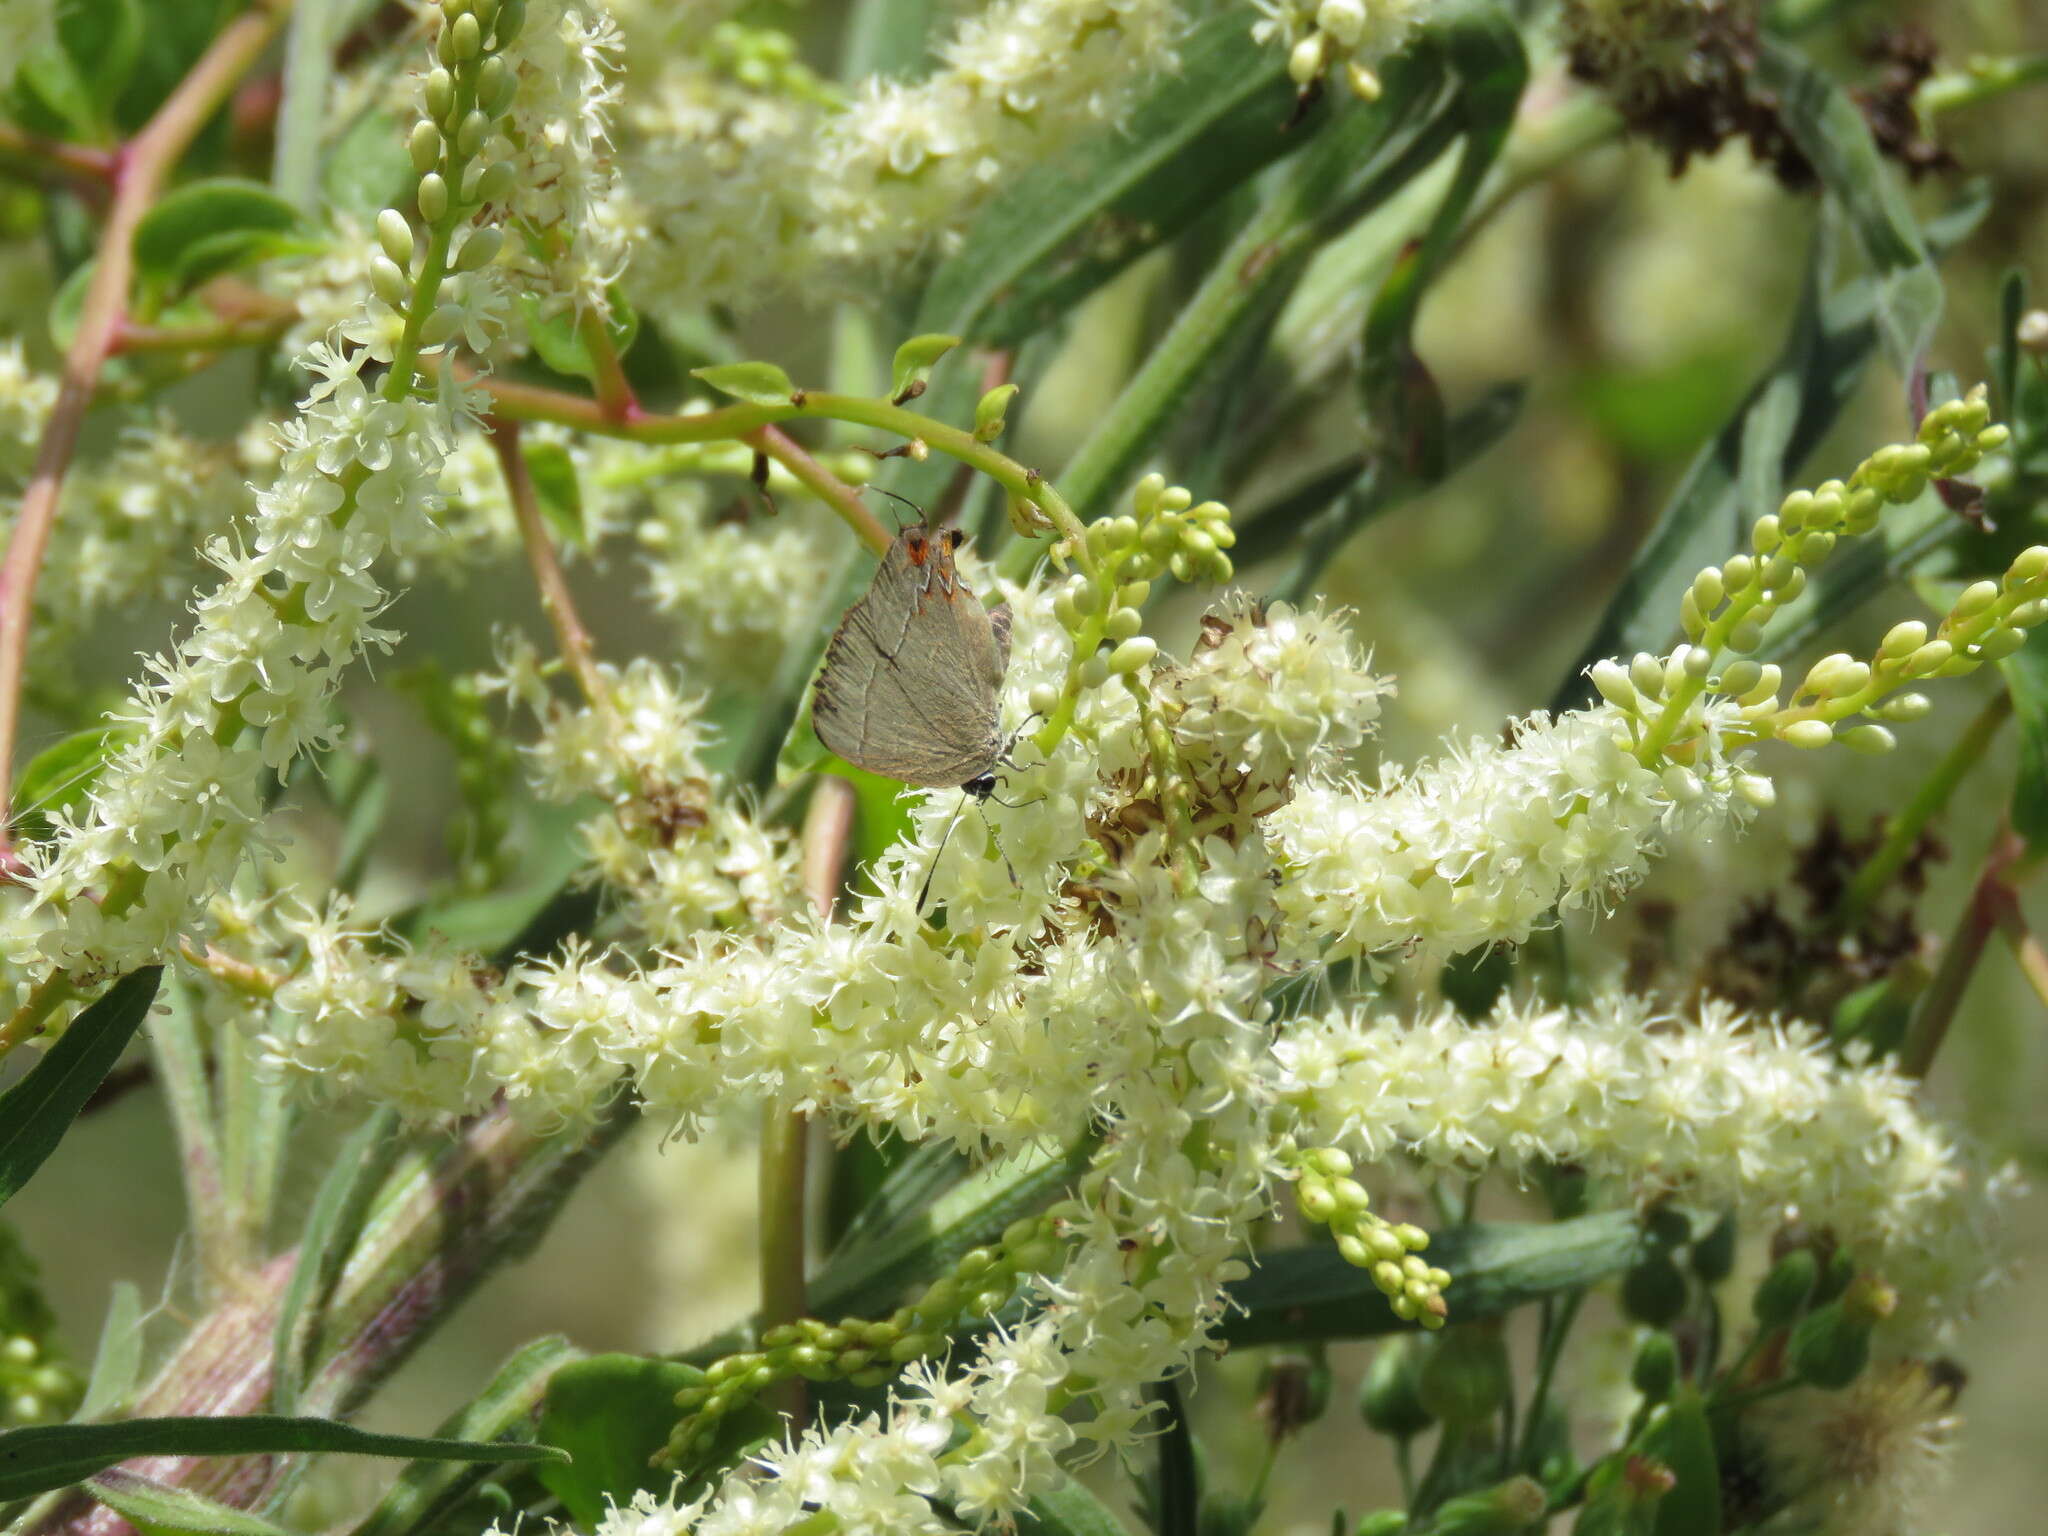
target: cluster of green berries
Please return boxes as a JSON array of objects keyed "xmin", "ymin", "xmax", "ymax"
[
  {"xmin": 1292, "ymin": 1147, "xmax": 1450, "ymax": 1328},
  {"xmin": 367, "ymin": 0, "xmax": 523, "ymax": 340},
  {"xmin": 663, "ymin": 1214, "xmax": 1064, "ymax": 1466},
  {"xmin": 0, "ymin": 1224, "xmax": 80, "ymax": 1427},
  {"xmin": 1031, "ymin": 475, "xmax": 1235, "ymax": 721},
  {"xmin": 1590, "ymin": 386, "xmax": 2025, "ymax": 764},
  {"xmin": 397, "ymin": 665, "xmax": 519, "ymax": 894}
]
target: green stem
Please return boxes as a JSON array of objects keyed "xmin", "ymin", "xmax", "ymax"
[
  {"xmin": 758, "ymin": 1097, "xmax": 811, "ymax": 1425},
  {"xmin": 1918, "ymin": 53, "xmax": 2048, "ymax": 116},
  {"xmin": 1515, "ymin": 1287, "xmax": 1584, "ymax": 1472},
  {"xmin": 1836, "ymin": 690, "xmax": 2011, "ymax": 929},
  {"xmin": 469, "ymin": 370, "xmax": 1090, "ymax": 570},
  {"xmin": 1899, "ymin": 824, "xmax": 2027, "ymax": 1078}
]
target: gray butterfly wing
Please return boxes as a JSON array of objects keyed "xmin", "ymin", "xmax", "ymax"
[{"xmin": 814, "ymin": 534, "xmax": 1007, "ymax": 788}]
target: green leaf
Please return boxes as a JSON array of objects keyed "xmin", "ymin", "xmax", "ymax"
[
  {"xmin": 132, "ymin": 180, "xmax": 309, "ymax": 291},
  {"xmin": 271, "ymin": 1108, "xmax": 402, "ymax": 1417},
  {"xmin": 0, "ymin": 967, "xmax": 162, "ymax": 1211},
  {"xmin": 2002, "ymin": 629, "xmax": 2048, "ymax": 847},
  {"xmin": 537, "ymin": 1355, "xmax": 778, "ymax": 1524},
  {"xmin": 1037, "ymin": 44, "xmax": 1464, "ymax": 534},
  {"xmin": 86, "ymin": 1469, "xmax": 298, "ymax": 1536},
  {"xmin": 1017, "ymin": 1477, "xmax": 1137, "ymax": 1536},
  {"xmin": 349, "ymin": 1337, "xmax": 582, "ymax": 1536},
  {"xmin": 17, "ymin": 0, "xmax": 141, "ymax": 137},
  {"xmin": 691, "ymin": 360, "xmax": 797, "ymax": 406},
  {"xmin": 825, "ymin": 1138, "xmax": 971, "ymax": 1268},
  {"xmin": 78, "ymin": 1280, "xmax": 145, "ymax": 1421},
  {"xmin": 526, "ymin": 290, "xmax": 641, "ymax": 386},
  {"xmin": 11, "ymin": 723, "xmax": 140, "ymax": 846},
  {"xmin": 1357, "ymin": 0, "xmax": 1528, "ymax": 474},
  {"xmin": 46, "ymin": 257, "xmax": 99, "ymax": 356},
  {"xmin": 522, "ymin": 441, "xmax": 585, "ymax": 550},
  {"xmin": 1757, "ymin": 40, "xmax": 1940, "ymax": 379},
  {"xmin": 321, "ymin": 108, "xmax": 414, "ymax": 225},
  {"xmin": 0, "ymin": 1415, "xmax": 563, "ymax": 1501},
  {"xmin": 916, "ymin": 12, "xmax": 1309, "ymax": 345},
  {"xmin": 1637, "ymin": 1391, "xmax": 1720, "ymax": 1536},
  {"xmin": 889, "ymin": 333, "xmax": 959, "ymax": 401},
  {"xmin": 1220, "ymin": 1211, "xmax": 1650, "ymax": 1344}
]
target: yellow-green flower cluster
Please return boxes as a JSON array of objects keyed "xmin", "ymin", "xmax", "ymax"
[
  {"xmin": 1590, "ymin": 387, "xmax": 2022, "ymax": 766},
  {"xmin": 664, "ymin": 1214, "xmax": 1066, "ymax": 1465},
  {"xmin": 1290, "ymin": 1146, "xmax": 1450, "ymax": 1327}
]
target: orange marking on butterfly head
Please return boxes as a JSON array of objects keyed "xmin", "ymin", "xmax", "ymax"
[{"xmin": 903, "ymin": 528, "xmax": 931, "ymax": 565}]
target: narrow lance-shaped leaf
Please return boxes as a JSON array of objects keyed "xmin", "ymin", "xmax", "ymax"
[
  {"xmin": 0, "ymin": 1416, "xmax": 566, "ymax": 1502},
  {"xmin": 349, "ymin": 1336, "xmax": 582, "ymax": 1536},
  {"xmin": 1757, "ymin": 39, "xmax": 1941, "ymax": 382},
  {"xmin": 0, "ymin": 968, "xmax": 163, "ymax": 1210},
  {"xmin": 85, "ymin": 1470, "xmax": 299, "ymax": 1536}
]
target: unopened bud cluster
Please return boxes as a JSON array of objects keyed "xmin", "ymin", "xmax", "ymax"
[
  {"xmin": 1588, "ymin": 387, "xmax": 2024, "ymax": 767},
  {"xmin": 0, "ymin": 1226, "xmax": 80, "ymax": 1427},
  {"xmin": 1031, "ymin": 474, "xmax": 1234, "ymax": 728},
  {"xmin": 369, "ymin": 0, "xmax": 523, "ymax": 353},
  {"xmin": 662, "ymin": 1214, "xmax": 1064, "ymax": 1465},
  {"xmin": 1291, "ymin": 1147, "xmax": 1449, "ymax": 1328},
  {"xmin": 1255, "ymin": 0, "xmax": 1422, "ymax": 101}
]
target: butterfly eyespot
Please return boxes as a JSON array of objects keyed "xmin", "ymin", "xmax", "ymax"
[{"xmin": 945, "ymin": 529, "xmax": 968, "ymax": 553}]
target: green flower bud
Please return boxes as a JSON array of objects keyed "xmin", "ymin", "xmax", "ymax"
[
  {"xmin": 1027, "ymin": 683, "xmax": 1059, "ymax": 717},
  {"xmin": 425, "ymin": 68, "xmax": 455, "ymax": 123},
  {"xmin": 451, "ymin": 227, "xmax": 503, "ymax": 272},
  {"xmin": 1780, "ymin": 719, "xmax": 1833, "ymax": 749},
  {"xmin": 1108, "ymin": 637, "xmax": 1156, "ymax": 675},
  {"xmin": 448, "ymin": 10, "xmax": 483, "ymax": 62},
  {"xmin": 1722, "ymin": 554, "xmax": 1755, "ymax": 592},
  {"xmin": 375, "ymin": 207, "xmax": 415, "ymax": 267},
  {"xmin": 1296, "ymin": 1176, "xmax": 1337, "ymax": 1223},
  {"xmin": 1630, "ymin": 1332, "xmax": 1678, "ymax": 1403},
  {"xmin": 1880, "ymin": 620, "xmax": 1928, "ymax": 656},
  {"xmin": 1778, "ymin": 489, "xmax": 1814, "ymax": 531},
  {"xmin": 417, "ymin": 172, "xmax": 450, "ymax": 225},
  {"xmin": 1840, "ymin": 724, "xmax": 1896, "ymax": 755},
  {"xmin": 1628, "ymin": 652, "xmax": 1665, "ymax": 698},
  {"xmin": 972, "ymin": 383, "xmax": 1019, "ymax": 442},
  {"xmin": 1621, "ymin": 1253, "xmax": 1687, "ymax": 1329},
  {"xmin": 1788, "ymin": 1297, "xmax": 1872, "ymax": 1389},
  {"xmin": 1751, "ymin": 514, "xmax": 1782, "ymax": 553},
  {"xmin": 2008, "ymin": 545, "xmax": 2048, "ymax": 587},
  {"xmin": 1359, "ymin": 1335, "xmax": 1433, "ymax": 1440},
  {"xmin": 1902, "ymin": 640, "xmax": 1954, "ymax": 677},
  {"xmin": 408, "ymin": 122, "xmax": 443, "ymax": 176},
  {"xmin": 1690, "ymin": 1212, "xmax": 1737, "ymax": 1284},
  {"xmin": 474, "ymin": 161, "xmax": 516, "ymax": 205},
  {"xmin": 1417, "ymin": 1321, "xmax": 1510, "ymax": 1428},
  {"xmin": 1104, "ymin": 606, "xmax": 1143, "ymax": 640},
  {"xmin": 1975, "ymin": 627, "xmax": 2028, "ymax": 662},
  {"xmin": 1118, "ymin": 580, "xmax": 1151, "ymax": 608},
  {"xmin": 369, "ymin": 255, "xmax": 412, "ymax": 308},
  {"xmin": 1590, "ymin": 659, "xmax": 1637, "ymax": 709},
  {"xmin": 1355, "ymin": 1513, "xmax": 1408, "ymax": 1536},
  {"xmin": 494, "ymin": 0, "xmax": 527, "ymax": 47},
  {"xmin": 1429, "ymin": 1476, "xmax": 1547, "ymax": 1536},
  {"xmin": 1078, "ymin": 654, "xmax": 1109, "ymax": 688},
  {"xmin": 1752, "ymin": 1248, "xmax": 1818, "ymax": 1330},
  {"xmin": 1726, "ymin": 620, "xmax": 1765, "ymax": 654}
]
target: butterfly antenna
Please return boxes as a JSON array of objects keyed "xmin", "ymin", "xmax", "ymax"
[
  {"xmin": 858, "ymin": 484, "xmax": 930, "ymax": 531},
  {"xmin": 916, "ymin": 792, "xmax": 970, "ymax": 913}
]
